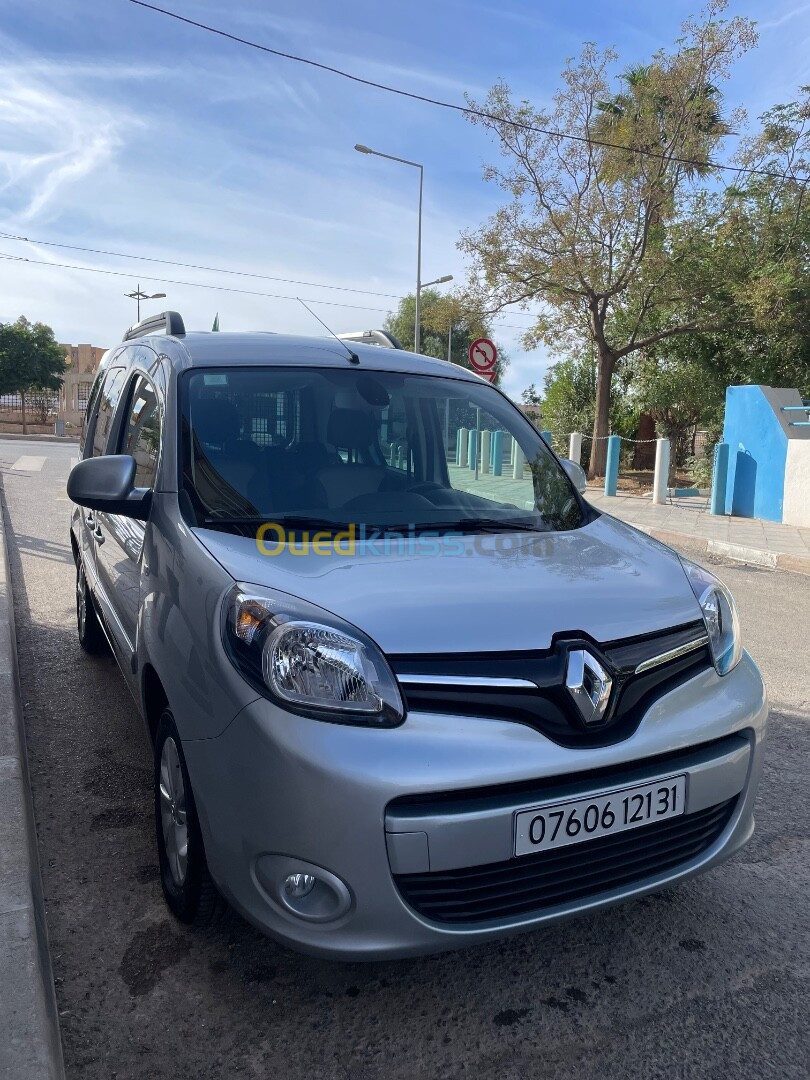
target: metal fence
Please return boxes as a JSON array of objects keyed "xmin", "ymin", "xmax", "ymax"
[{"xmin": 0, "ymin": 391, "xmax": 61, "ymax": 434}]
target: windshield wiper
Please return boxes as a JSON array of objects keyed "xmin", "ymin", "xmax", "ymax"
[
  {"xmin": 202, "ymin": 515, "xmax": 352, "ymax": 533},
  {"xmin": 368, "ymin": 518, "xmax": 544, "ymax": 535},
  {"xmin": 201, "ymin": 515, "xmax": 546, "ymax": 536}
]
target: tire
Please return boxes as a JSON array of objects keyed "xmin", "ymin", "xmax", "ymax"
[
  {"xmin": 154, "ymin": 709, "xmax": 225, "ymax": 926},
  {"xmin": 75, "ymin": 556, "xmax": 108, "ymax": 655}
]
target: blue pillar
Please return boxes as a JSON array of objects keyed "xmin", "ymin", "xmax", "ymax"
[
  {"xmin": 455, "ymin": 428, "xmax": 462, "ymax": 466},
  {"xmin": 468, "ymin": 429, "xmax": 477, "ymax": 471},
  {"xmin": 604, "ymin": 435, "xmax": 621, "ymax": 496},
  {"xmin": 540, "ymin": 429, "xmax": 552, "ymax": 449},
  {"xmin": 492, "ymin": 430, "xmax": 503, "ymax": 476},
  {"xmin": 710, "ymin": 442, "xmax": 729, "ymax": 516}
]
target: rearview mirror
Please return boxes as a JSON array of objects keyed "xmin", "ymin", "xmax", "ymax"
[
  {"xmin": 560, "ymin": 457, "xmax": 587, "ymax": 494},
  {"xmin": 67, "ymin": 455, "xmax": 152, "ymax": 521}
]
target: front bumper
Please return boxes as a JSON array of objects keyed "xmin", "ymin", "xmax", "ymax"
[{"xmin": 182, "ymin": 649, "xmax": 767, "ymax": 959}]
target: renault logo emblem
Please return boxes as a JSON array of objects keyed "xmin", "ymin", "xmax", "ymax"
[{"xmin": 565, "ymin": 649, "xmax": 613, "ymax": 725}]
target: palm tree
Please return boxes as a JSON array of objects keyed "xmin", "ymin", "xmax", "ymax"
[{"xmin": 593, "ymin": 63, "xmax": 728, "ymax": 198}]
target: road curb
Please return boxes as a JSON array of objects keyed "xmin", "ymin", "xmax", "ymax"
[
  {"xmin": 0, "ymin": 433, "xmax": 79, "ymax": 443},
  {"xmin": 629, "ymin": 522, "xmax": 810, "ymax": 576},
  {"xmin": 0, "ymin": 475, "xmax": 65, "ymax": 1080}
]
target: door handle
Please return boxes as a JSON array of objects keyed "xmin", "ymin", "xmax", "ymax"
[{"xmin": 93, "ymin": 525, "xmax": 105, "ymax": 545}]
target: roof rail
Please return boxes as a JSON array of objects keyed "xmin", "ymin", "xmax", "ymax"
[
  {"xmin": 337, "ymin": 329, "xmax": 402, "ymax": 350},
  {"xmin": 123, "ymin": 310, "xmax": 186, "ymax": 342}
]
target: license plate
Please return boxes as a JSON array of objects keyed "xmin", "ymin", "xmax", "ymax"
[{"xmin": 514, "ymin": 774, "xmax": 687, "ymax": 857}]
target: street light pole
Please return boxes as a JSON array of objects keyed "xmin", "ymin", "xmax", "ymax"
[
  {"xmin": 355, "ymin": 144, "xmax": 455, "ymax": 353},
  {"xmin": 125, "ymin": 284, "xmax": 167, "ymax": 322},
  {"xmin": 415, "ymin": 165, "xmax": 423, "ymax": 353}
]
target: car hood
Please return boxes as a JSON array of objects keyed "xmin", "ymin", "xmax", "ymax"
[{"xmin": 192, "ymin": 513, "xmax": 701, "ymax": 655}]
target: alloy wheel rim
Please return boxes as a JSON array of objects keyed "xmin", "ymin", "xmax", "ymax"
[{"xmin": 159, "ymin": 736, "xmax": 188, "ymax": 887}]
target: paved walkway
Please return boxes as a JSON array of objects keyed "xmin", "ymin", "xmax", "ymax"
[
  {"xmin": 586, "ymin": 488, "xmax": 810, "ymax": 574},
  {"xmin": 446, "ymin": 461, "xmax": 810, "ymax": 572}
]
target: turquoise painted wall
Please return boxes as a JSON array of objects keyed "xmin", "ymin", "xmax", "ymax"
[{"xmin": 722, "ymin": 386, "xmax": 787, "ymax": 522}]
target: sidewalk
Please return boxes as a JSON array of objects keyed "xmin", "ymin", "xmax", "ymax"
[
  {"xmin": 0, "ymin": 477, "xmax": 65, "ymax": 1079},
  {"xmin": 586, "ymin": 488, "xmax": 810, "ymax": 575}
]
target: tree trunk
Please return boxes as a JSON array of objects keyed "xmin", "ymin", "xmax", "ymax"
[
  {"xmin": 587, "ymin": 344, "xmax": 616, "ymax": 478},
  {"xmin": 20, "ymin": 389, "xmax": 27, "ymax": 435}
]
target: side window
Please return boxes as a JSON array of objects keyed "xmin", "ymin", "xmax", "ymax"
[
  {"xmin": 121, "ymin": 375, "xmax": 161, "ymax": 489},
  {"xmin": 80, "ymin": 370, "xmax": 107, "ymax": 457},
  {"xmin": 90, "ymin": 368, "xmax": 126, "ymax": 458}
]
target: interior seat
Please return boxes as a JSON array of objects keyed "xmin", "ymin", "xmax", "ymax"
[
  {"xmin": 190, "ymin": 397, "xmax": 260, "ymax": 497},
  {"xmin": 317, "ymin": 408, "xmax": 386, "ymax": 508}
]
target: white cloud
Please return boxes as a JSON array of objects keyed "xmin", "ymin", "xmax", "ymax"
[
  {"xmin": 757, "ymin": 3, "xmax": 810, "ymax": 31},
  {"xmin": 0, "ymin": 72, "xmax": 134, "ymax": 223}
]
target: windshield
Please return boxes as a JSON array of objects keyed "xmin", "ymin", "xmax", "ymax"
[{"xmin": 179, "ymin": 366, "xmax": 588, "ymax": 535}]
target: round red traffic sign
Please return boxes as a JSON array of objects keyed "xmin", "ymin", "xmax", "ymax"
[{"xmin": 469, "ymin": 338, "xmax": 497, "ymax": 371}]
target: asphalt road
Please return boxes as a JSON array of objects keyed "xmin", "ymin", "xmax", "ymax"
[{"xmin": 2, "ymin": 436, "xmax": 809, "ymax": 1080}]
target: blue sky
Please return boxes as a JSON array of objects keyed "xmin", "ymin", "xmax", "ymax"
[{"xmin": 1, "ymin": 0, "xmax": 810, "ymax": 399}]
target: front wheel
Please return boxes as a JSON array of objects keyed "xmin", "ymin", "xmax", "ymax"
[
  {"xmin": 75, "ymin": 557, "xmax": 107, "ymax": 654},
  {"xmin": 154, "ymin": 709, "xmax": 225, "ymax": 926}
]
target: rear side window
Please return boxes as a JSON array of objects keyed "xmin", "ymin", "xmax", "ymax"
[
  {"xmin": 120, "ymin": 375, "xmax": 161, "ymax": 489},
  {"xmin": 90, "ymin": 368, "xmax": 126, "ymax": 458},
  {"xmin": 80, "ymin": 370, "xmax": 106, "ymax": 457}
]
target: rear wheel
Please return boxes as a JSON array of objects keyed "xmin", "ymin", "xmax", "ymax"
[
  {"xmin": 154, "ymin": 709, "xmax": 225, "ymax": 926},
  {"xmin": 75, "ymin": 558, "xmax": 107, "ymax": 654}
]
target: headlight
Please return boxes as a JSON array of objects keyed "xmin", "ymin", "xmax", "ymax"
[
  {"xmin": 679, "ymin": 557, "xmax": 742, "ymax": 676},
  {"xmin": 223, "ymin": 585, "xmax": 404, "ymax": 727}
]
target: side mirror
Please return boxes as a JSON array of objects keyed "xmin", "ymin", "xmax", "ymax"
[
  {"xmin": 67, "ymin": 455, "xmax": 152, "ymax": 521},
  {"xmin": 560, "ymin": 457, "xmax": 587, "ymax": 494}
]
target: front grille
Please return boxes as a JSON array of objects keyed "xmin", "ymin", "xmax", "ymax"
[
  {"xmin": 394, "ymin": 797, "xmax": 737, "ymax": 925},
  {"xmin": 390, "ymin": 621, "xmax": 712, "ymax": 748}
]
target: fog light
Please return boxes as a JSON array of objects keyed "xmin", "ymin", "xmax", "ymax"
[
  {"xmin": 256, "ymin": 855, "xmax": 353, "ymax": 922},
  {"xmin": 284, "ymin": 872, "xmax": 316, "ymax": 899}
]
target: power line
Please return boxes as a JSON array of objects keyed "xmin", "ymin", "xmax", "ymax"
[
  {"xmin": 0, "ymin": 230, "xmax": 401, "ymax": 299},
  {"xmin": 0, "ymin": 252, "xmax": 393, "ymax": 313},
  {"xmin": 0, "ymin": 231, "xmax": 544, "ymax": 327},
  {"xmin": 128, "ymin": 0, "xmax": 810, "ymax": 185},
  {"xmin": 0, "ymin": 249, "xmax": 543, "ymax": 331}
]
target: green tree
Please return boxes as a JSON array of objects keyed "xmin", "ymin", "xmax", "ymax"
[
  {"xmin": 459, "ymin": 2, "xmax": 756, "ymax": 475},
  {"xmin": 638, "ymin": 92, "xmax": 810, "ymax": 408},
  {"xmin": 0, "ymin": 316, "xmax": 66, "ymax": 434},
  {"xmin": 541, "ymin": 352, "xmax": 639, "ymax": 450},
  {"xmin": 384, "ymin": 289, "xmax": 509, "ymax": 385},
  {"xmin": 541, "ymin": 356, "xmax": 596, "ymax": 441},
  {"xmin": 711, "ymin": 91, "xmax": 810, "ymax": 394},
  {"xmin": 632, "ymin": 341, "xmax": 722, "ymax": 473}
]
